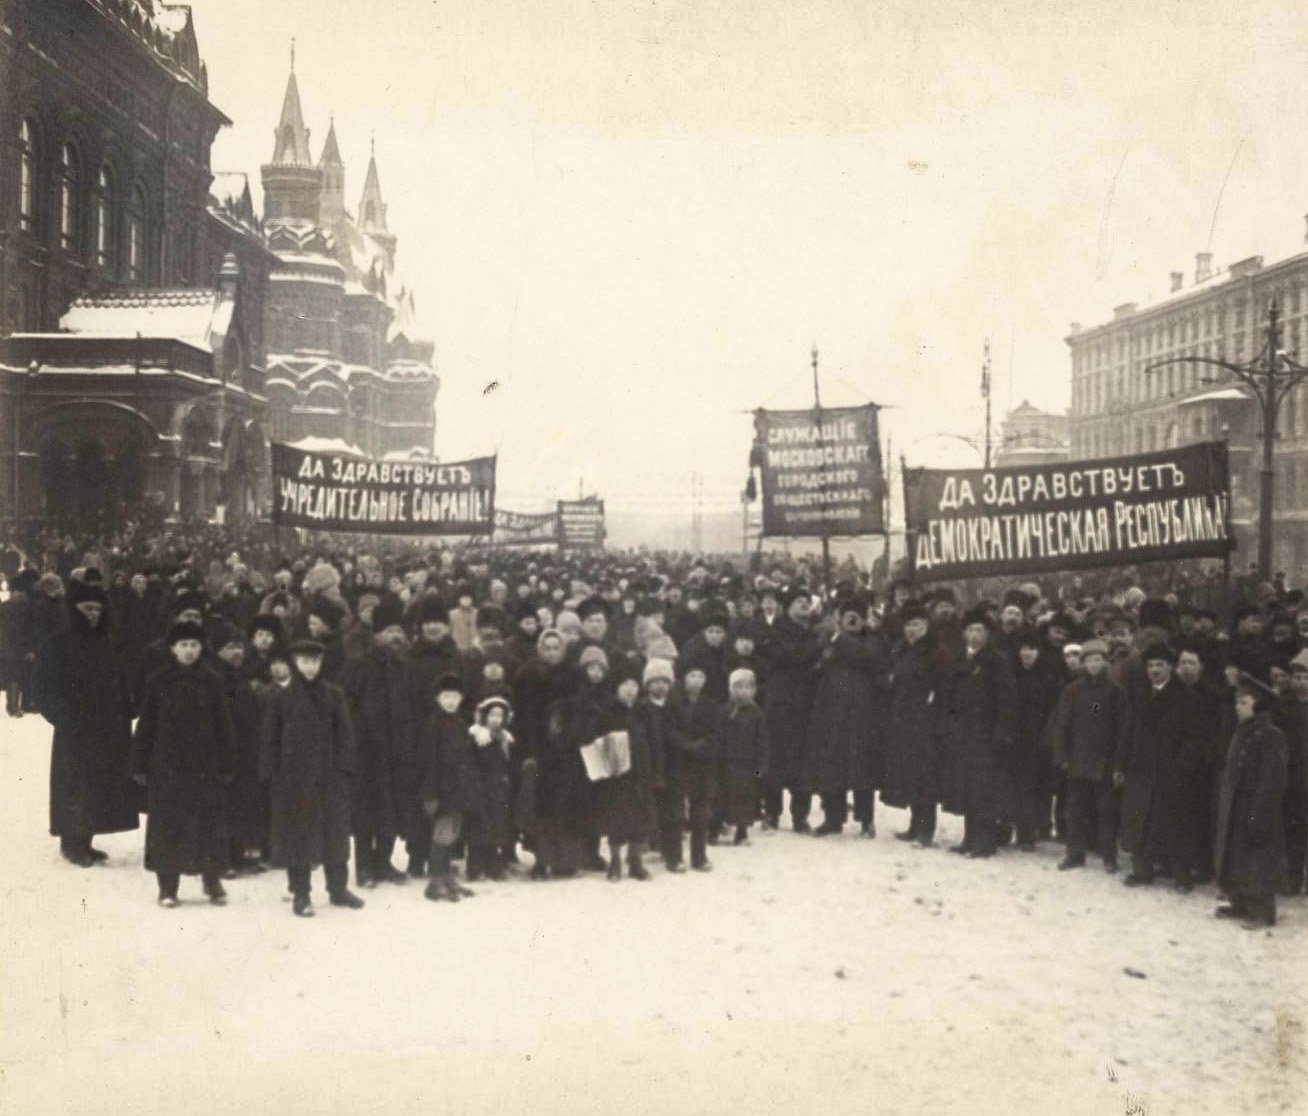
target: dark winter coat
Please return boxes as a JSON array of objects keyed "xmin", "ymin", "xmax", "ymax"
[
  {"xmin": 802, "ymin": 628, "xmax": 891, "ymax": 798},
  {"xmin": 1001, "ymin": 662, "xmax": 1063, "ymax": 818},
  {"xmin": 512, "ymin": 658, "xmax": 567, "ymax": 766},
  {"xmin": 260, "ymin": 674, "xmax": 355, "ymax": 868},
  {"xmin": 540, "ymin": 680, "xmax": 620, "ymax": 830},
  {"xmin": 1049, "ymin": 673, "xmax": 1130, "ymax": 782},
  {"xmin": 721, "ymin": 700, "xmax": 769, "ymax": 827},
  {"xmin": 1118, "ymin": 677, "xmax": 1205, "ymax": 858},
  {"xmin": 678, "ymin": 631, "xmax": 730, "ymax": 703},
  {"xmin": 216, "ymin": 657, "xmax": 267, "ymax": 851},
  {"xmin": 112, "ymin": 589, "xmax": 165, "ymax": 684},
  {"xmin": 340, "ymin": 646, "xmax": 423, "ymax": 843},
  {"xmin": 881, "ymin": 638, "xmax": 941, "ymax": 809},
  {"xmin": 1215, "ymin": 712, "xmax": 1288, "ymax": 898},
  {"xmin": 419, "ymin": 707, "xmax": 480, "ymax": 815},
  {"xmin": 408, "ymin": 634, "xmax": 463, "ymax": 722},
  {"xmin": 465, "ymin": 724, "xmax": 514, "ymax": 846},
  {"xmin": 940, "ymin": 644, "xmax": 1016, "ymax": 818},
  {"xmin": 761, "ymin": 616, "xmax": 820, "ymax": 786},
  {"xmin": 597, "ymin": 700, "xmax": 660, "ymax": 844},
  {"xmin": 34, "ymin": 604, "xmax": 139, "ymax": 838},
  {"xmin": 131, "ymin": 661, "xmax": 235, "ymax": 875}
]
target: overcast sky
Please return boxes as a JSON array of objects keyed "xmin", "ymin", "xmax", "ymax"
[{"xmin": 188, "ymin": 0, "xmax": 1308, "ymax": 548}]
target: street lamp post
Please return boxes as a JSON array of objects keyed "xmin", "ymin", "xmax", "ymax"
[{"xmin": 1144, "ymin": 300, "xmax": 1308, "ymax": 582}]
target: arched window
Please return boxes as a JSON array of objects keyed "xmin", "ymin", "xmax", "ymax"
[
  {"xmin": 58, "ymin": 141, "xmax": 81, "ymax": 253},
  {"xmin": 18, "ymin": 118, "xmax": 38, "ymax": 232},
  {"xmin": 127, "ymin": 184, "xmax": 146, "ymax": 282},
  {"xmin": 95, "ymin": 165, "xmax": 116, "ymax": 272}
]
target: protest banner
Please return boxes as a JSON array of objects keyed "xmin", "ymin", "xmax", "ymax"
[
  {"xmin": 753, "ymin": 404, "xmax": 885, "ymax": 538},
  {"xmin": 492, "ymin": 508, "xmax": 560, "ymax": 548},
  {"xmin": 902, "ymin": 442, "xmax": 1231, "ymax": 580},
  {"xmin": 558, "ymin": 496, "xmax": 606, "ymax": 550},
  {"xmin": 271, "ymin": 443, "xmax": 496, "ymax": 535}
]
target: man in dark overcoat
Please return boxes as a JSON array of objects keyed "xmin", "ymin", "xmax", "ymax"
[
  {"xmin": 881, "ymin": 604, "xmax": 941, "ymax": 846},
  {"xmin": 34, "ymin": 581, "xmax": 139, "ymax": 866},
  {"xmin": 1216, "ymin": 683, "xmax": 1288, "ymax": 928},
  {"xmin": 130, "ymin": 620, "xmax": 235, "ymax": 905},
  {"xmin": 1050, "ymin": 639, "xmax": 1129, "ymax": 872},
  {"xmin": 803, "ymin": 596, "xmax": 892, "ymax": 836},
  {"xmin": 940, "ymin": 607, "xmax": 1016, "ymax": 859},
  {"xmin": 341, "ymin": 597, "xmax": 422, "ymax": 887},
  {"xmin": 1117, "ymin": 643, "xmax": 1206, "ymax": 890},
  {"xmin": 261, "ymin": 639, "xmax": 364, "ymax": 917},
  {"xmin": 760, "ymin": 588, "xmax": 821, "ymax": 833}
]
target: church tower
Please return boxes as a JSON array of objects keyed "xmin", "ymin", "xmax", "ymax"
[
  {"xmin": 318, "ymin": 118, "xmax": 346, "ymax": 228},
  {"xmin": 261, "ymin": 46, "xmax": 321, "ymax": 222},
  {"xmin": 358, "ymin": 138, "xmax": 398, "ymax": 266}
]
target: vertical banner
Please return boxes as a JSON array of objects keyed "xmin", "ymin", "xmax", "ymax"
[
  {"xmin": 557, "ymin": 497, "xmax": 606, "ymax": 550},
  {"xmin": 753, "ymin": 404, "xmax": 885, "ymax": 537},
  {"xmin": 902, "ymin": 441, "xmax": 1232, "ymax": 581},
  {"xmin": 492, "ymin": 508, "xmax": 561, "ymax": 548},
  {"xmin": 271, "ymin": 443, "xmax": 496, "ymax": 535}
]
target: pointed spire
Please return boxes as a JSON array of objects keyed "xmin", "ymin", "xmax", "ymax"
[
  {"xmin": 319, "ymin": 117, "xmax": 342, "ymax": 167},
  {"xmin": 270, "ymin": 49, "xmax": 312, "ymax": 167},
  {"xmin": 359, "ymin": 141, "xmax": 388, "ymax": 233}
]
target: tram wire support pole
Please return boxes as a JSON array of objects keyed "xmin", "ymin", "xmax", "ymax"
[
  {"xmin": 1144, "ymin": 299, "xmax": 1308, "ymax": 583},
  {"xmin": 812, "ymin": 344, "xmax": 832, "ymax": 597}
]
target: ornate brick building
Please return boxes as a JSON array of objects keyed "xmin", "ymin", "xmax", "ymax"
[
  {"xmin": 1066, "ymin": 231, "xmax": 1308, "ymax": 573},
  {"xmin": 259, "ymin": 64, "xmax": 438, "ymax": 461},
  {"xmin": 0, "ymin": 1, "xmax": 438, "ymax": 533}
]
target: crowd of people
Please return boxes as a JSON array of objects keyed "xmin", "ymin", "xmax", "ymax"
[{"xmin": 0, "ymin": 528, "xmax": 1303, "ymax": 930}]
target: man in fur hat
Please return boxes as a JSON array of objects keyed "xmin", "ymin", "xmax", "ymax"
[
  {"xmin": 761, "ymin": 587, "xmax": 821, "ymax": 832},
  {"xmin": 130, "ymin": 588, "xmax": 209, "ymax": 713},
  {"xmin": 340, "ymin": 596, "xmax": 422, "ymax": 886},
  {"xmin": 1117, "ymin": 642, "xmax": 1205, "ymax": 890},
  {"xmin": 34, "ymin": 581, "xmax": 140, "ymax": 866},
  {"xmin": 940, "ymin": 606, "xmax": 1015, "ymax": 858}
]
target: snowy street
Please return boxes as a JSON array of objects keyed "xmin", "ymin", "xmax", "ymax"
[{"xmin": 1, "ymin": 711, "xmax": 1304, "ymax": 1115}]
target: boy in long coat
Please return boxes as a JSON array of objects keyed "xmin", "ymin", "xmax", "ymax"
[
  {"xmin": 131, "ymin": 620, "xmax": 235, "ymax": 907},
  {"xmin": 1050, "ymin": 639, "xmax": 1129, "ymax": 872},
  {"xmin": 940, "ymin": 608, "xmax": 1016, "ymax": 859},
  {"xmin": 596, "ymin": 663, "xmax": 658, "ymax": 880},
  {"xmin": 211, "ymin": 622, "xmax": 268, "ymax": 873},
  {"xmin": 260, "ymin": 640, "xmax": 364, "ymax": 917},
  {"xmin": 34, "ymin": 580, "xmax": 139, "ymax": 865},
  {"xmin": 668, "ymin": 666, "xmax": 722, "ymax": 871},
  {"xmin": 419, "ymin": 673, "xmax": 480, "ymax": 902},
  {"xmin": 341, "ymin": 597, "xmax": 422, "ymax": 887},
  {"xmin": 1216, "ymin": 683, "xmax": 1288, "ymax": 928}
]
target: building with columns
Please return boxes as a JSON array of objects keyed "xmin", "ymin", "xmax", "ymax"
[
  {"xmin": 995, "ymin": 400, "xmax": 1070, "ymax": 467},
  {"xmin": 1066, "ymin": 224, "xmax": 1308, "ymax": 574}
]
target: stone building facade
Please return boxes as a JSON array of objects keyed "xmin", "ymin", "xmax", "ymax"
[
  {"xmin": 995, "ymin": 400, "xmax": 1070, "ymax": 467},
  {"xmin": 1066, "ymin": 233, "xmax": 1308, "ymax": 574}
]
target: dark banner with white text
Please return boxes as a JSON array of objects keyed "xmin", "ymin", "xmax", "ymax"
[
  {"xmin": 903, "ymin": 442, "xmax": 1231, "ymax": 580},
  {"xmin": 271, "ymin": 444, "xmax": 496, "ymax": 535},
  {"xmin": 754, "ymin": 404, "xmax": 884, "ymax": 538},
  {"xmin": 557, "ymin": 497, "xmax": 606, "ymax": 550},
  {"xmin": 492, "ymin": 508, "xmax": 561, "ymax": 548}
]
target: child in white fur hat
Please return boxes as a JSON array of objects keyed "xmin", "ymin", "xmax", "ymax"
[{"xmin": 721, "ymin": 668, "xmax": 769, "ymax": 846}]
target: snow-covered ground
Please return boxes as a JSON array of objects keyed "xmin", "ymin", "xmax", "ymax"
[{"xmin": 1, "ymin": 712, "xmax": 1303, "ymax": 1115}]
